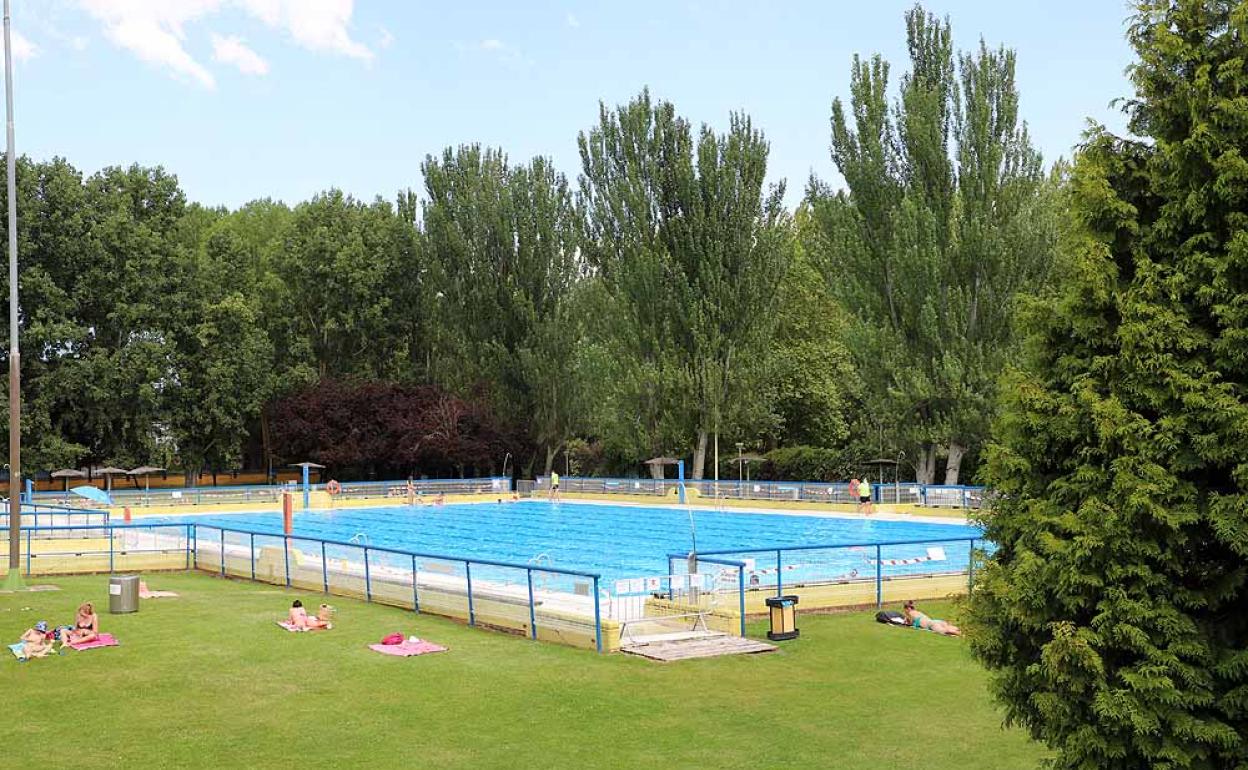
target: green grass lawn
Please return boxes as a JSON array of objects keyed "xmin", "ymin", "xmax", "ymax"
[{"xmin": 0, "ymin": 572, "xmax": 1043, "ymax": 769}]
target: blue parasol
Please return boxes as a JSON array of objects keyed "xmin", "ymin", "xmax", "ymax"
[{"xmin": 70, "ymin": 485, "xmax": 113, "ymax": 506}]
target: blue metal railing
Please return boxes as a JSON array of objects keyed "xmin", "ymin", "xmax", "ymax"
[
  {"xmin": 0, "ymin": 504, "xmax": 109, "ymax": 530},
  {"xmin": 536, "ymin": 476, "xmax": 987, "ymax": 509},
  {"xmin": 7, "ymin": 522, "xmax": 602, "ymax": 653},
  {"xmin": 690, "ymin": 536, "xmax": 983, "ymax": 608}
]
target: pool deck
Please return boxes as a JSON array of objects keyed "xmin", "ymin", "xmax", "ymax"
[{"xmin": 111, "ymin": 493, "xmax": 973, "ymax": 527}]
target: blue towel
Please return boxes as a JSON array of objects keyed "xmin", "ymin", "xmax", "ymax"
[{"xmin": 9, "ymin": 641, "xmax": 25, "ymax": 659}]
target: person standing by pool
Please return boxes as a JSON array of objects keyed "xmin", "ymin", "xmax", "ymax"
[
  {"xmin": 549, "ymin": 470, "xmax": 560, "ymax": 500},
  {"xmin": 858, "ymin": 477, "xmax": 873, "ymax": 515}
]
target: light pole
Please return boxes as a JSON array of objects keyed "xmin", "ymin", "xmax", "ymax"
[{"xmin": 3, "ymin": 0, "xmax": 21, "ymax": 588}]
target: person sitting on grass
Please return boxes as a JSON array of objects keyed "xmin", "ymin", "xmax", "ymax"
[
  {"xmin": 288, "ymin": 600, "xmax": 332, "ymax": 630},
  {"xmin": 902, "ymin": 600, "xmax": 961, "ymax": 637},
  {"xmin": 61, "ymin": 602, "xmax": 100, "ymax": 647},
  {"xmin": 19, "ymin": 621, "xmax": 57, "ymax": 660}
]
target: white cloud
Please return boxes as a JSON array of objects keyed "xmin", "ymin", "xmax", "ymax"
[
  {"xmin": 211, "ymin": 33, "xmax": 267, "ymax": 75},
  {"xmin": 378, "ymin": 25, "xmax": 394, "ymax": 50},
  {"xmin": 76, "ymin": 0, "xmax": 372, "ymax": 89},
  {"xmin": 9, "ymin": 31, "xmax": 38, "ymax": 61},
  {"xmin": 79, "ymin": 0, "xmax": 220, "ymax": 88},
  {"xmin": 566, "ymin": 13, "xmax": 580, "ymax": 28},
  {"xmin": 237, "ymin": 0, "xmax": 371, "ymax": 60},
  {"xmin": 480, "ymin": 38, "xmax": 503, "ymax": 51},
  {"xmin": 70, "ymin": 36, "xmax": 90, "ymax": 52}
]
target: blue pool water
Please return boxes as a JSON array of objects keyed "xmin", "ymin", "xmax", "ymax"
[{"xmin": 156, "ymin": 500, "xmax": 982, "ymax": 586}]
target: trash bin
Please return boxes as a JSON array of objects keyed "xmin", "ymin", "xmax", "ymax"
[
  {"xmin": 109, "ymin": 574, "xmax": 140, "ymax": 614},
  {"xmin": 765, "ymin": 594, "xmax": 799, "ymax": 641}
]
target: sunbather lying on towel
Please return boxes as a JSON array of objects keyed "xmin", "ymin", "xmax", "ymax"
[
  {"xmin": 287, "ymin": 600, "xmax": 332, "ymax": 630},
  {"xmin": 902, "ymin": 600, "xmax": 961, "ymax": 637}
]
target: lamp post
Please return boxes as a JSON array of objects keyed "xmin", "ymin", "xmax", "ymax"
[{"xmin": 3, "ymin": 0, "xmax": 22, "ymax": 589}]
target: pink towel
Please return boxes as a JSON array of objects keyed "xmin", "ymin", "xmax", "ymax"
[
  {"xmin": 68, "ymin": 633, "xmax": 118, "ymax": 651},
  {"xmin": 368, "ymin": 640, "xmax": 447, "ymax": 657},
  {"xmin": 276, "ymin": 621, "xmax": 330, "ymax": 633}
]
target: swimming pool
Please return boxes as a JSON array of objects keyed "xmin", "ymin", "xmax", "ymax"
[{"xmin": 156, "ymin": 500, "xmax": 981, "ymax": 586}]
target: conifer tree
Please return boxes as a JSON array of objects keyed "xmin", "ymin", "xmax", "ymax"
[{"xmin": 967, "ymin": 3, "xmax": 1248, "ymax": 766}]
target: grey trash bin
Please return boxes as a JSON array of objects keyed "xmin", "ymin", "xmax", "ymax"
[{"xmin": 109, "ymin": 574, "xmax": 140, "ymax": 614}]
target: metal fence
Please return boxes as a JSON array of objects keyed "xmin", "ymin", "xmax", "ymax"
[
  {"xmin": 535, "ymin": 476, "xmax": 987, "ymax": 509},
  {"xmin": 0, "ymin": 503, "xmax": 110, "ymax": 529},
  {"xmin": 689, "ymin": 536, "xmax": 982, "ymax": 611},
  {"xmin": 1, "ymin": 522, "xmax": 603, "ymax": 652},
  {"xmin": 29, "ymin": 477, "xmax": 512, "ymax": 508}
]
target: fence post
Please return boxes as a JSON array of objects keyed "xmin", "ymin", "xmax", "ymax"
[
  {"xmin": 283, "ymin": 537, "xmax": 291, "ymax": 588},
  {"xmin": 185, "ymin": 524, "xmax": 191, "ymax": 569},
  {"xmin": 526, "ymin": 568, "xmax": 537, "ymax": 640},
  {"xmin": 109, "ymin": 528, "xmax": 115, "ymax": 573},
  {"xmin": 250, "ymin": 533, "xmax": 256, "ymax": 581},
  {"xmin": 364, "ymin": 548, "xmax": 371, "ymax": 602},
  {"xmin": 191, "ymin": 525, "xmax": 197, "ymax": 570},
  {"xmin": 220, "ymin": 529, "xmax": 225, "ymax": 577},
  {"xmin": 738, "ymin": 566, "xmax": 746, "ymax": 637},
  {"xmin": 875, "ymin": 544, "xmax": 882, "ymax": 608},
  {"xmin": 25, "ymin": 528, "xmax": 31, "ymax": 576},
  {"xmin": 775, "ymin": 550, "xmax": 783, "ymax": 597},
  {"xmin": 465, "ymin": 561, "xmax": 475, "ymax": 626},
  {"xmin": 411, "ymin": 555, "xmax": 420, "ymax": 613},
  {"xmin": 593, "ymin": 575, "xmax": 603, "ymax": 653},
  {"xmin": 321, "ymin": 541, "xmax": 328, "ymax": 593},
  {"xmin": 968, "ymin": 538, "xmax": 976, "ymax": 592}
]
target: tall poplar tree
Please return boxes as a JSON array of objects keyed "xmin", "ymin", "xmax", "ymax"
[
  {"xmin": 967, "ymin": 2, "xmax": 1248, "ymax": 766},
  {"xmin": 579, "ymin": 90, "xmax": 790, "ymax": 478},
  {"xmin": 810, "ymin": 5, "xmax": 1055, "ymax": 482}
]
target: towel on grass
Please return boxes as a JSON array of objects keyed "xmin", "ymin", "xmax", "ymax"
[
  {"xmin": 139, "ymin": 581, "xmax": 178, "ymax": 599},
  {"xmin": 68, "ymin": 633, "xmax": 118, "ymax": 651},
  {"xmin": 276, "ymin": 621, "xmax": 331, "ymax": 633},
  {"xmin": 368, "ymin": 639, "xmax": 447, "ymax": 657},
  {"xmin": 8, "ymin": 641, "xmax": 24, "ymax": 659}
]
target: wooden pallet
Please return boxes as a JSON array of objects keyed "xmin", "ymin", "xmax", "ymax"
[{"xmin": 621, "ymin": 633, "xmax": 778, "ymax": 661}]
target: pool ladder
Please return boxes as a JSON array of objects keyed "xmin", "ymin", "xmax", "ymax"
[
  {"xmin": 528, "ymin": 553, "xmax": 553, "ymax": 591},
  {"xmin": 348, "ymin": 532, "xmax": 371, "ymax": 546}
]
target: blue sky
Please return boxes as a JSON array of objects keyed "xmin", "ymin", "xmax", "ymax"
[{"xmin": 8, "ymin": 1, "xmax": 1137, "ymax": 210}]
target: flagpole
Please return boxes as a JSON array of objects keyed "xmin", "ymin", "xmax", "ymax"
[{"xmin": 3, "ymin": 0, "xmax": 22, "ymax": 589}]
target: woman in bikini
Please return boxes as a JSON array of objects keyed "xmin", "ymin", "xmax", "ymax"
[
  {"xmin": 902, "ymin": 600, "xmax": 961, "ymax": 637},
  {"xmin": 62, "ymin": 602, "xmax": 100, "ymax": 646},
  {"xmin": 287, "ymin": 600, "xmax": 331, "ymax": 630}
]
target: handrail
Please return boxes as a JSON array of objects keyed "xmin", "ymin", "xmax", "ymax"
[
  {"xmin": 192, "ymin": 524, "xmax": 603, "ymax": 580},
  {"xmin": 693, "ymin": 535, "xmax": 979, "ymax": 556}
]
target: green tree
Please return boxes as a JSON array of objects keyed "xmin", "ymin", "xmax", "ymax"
[
  {"xmin": 809, "ymin": 5, "xmax": 1055, "ymax": 483},
  {"xmin": 967, "ymin": 2, "xmax": 1248, "ymax": 767},
  {"xmin": 579, "ymin": 89, "xmax": 790, "ymax": 478},
  {"xmin": 422, "ymin": 146, "xmax": 585, "ymax": 473}
]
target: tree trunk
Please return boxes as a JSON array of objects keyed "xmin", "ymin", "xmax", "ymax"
[
  {"xmin": 917, "ymin": 444, "xmax": 937, "ymax": 484},
  {"xmin": 944, "ymin": 442, "xmax": 966, "ymax": 485},
  {"xmin": 691, "ymin": 429, "xmax": 708, "ymax": 480},
  {"xmin": 544, "ymin": 445, "xmax": 558, "ymax": 475}
]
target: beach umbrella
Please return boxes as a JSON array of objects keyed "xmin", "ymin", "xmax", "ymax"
[
  {"xmin": 95, "ymin": 466, "xmax": 128, "ymax": 494},
  {"xmin": 70, "ymin": 485, "xmax": 113, "ymax": 506},
  {"xmin": 50, "ymin": 468, "xmax": 85, "ymax": 493},
  {"xmin": 127, "ymin": 466, "xmax": 165, "ymax": 501}
]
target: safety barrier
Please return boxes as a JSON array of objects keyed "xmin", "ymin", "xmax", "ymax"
[
  {"xmin": 534, "ymin": 476, "xmax": 987, "ymax": 509},
  {"xmin": 0, "ymin": 504, "xmax": 110, "ymax": 532},
  {"xmin": 29, "ymin": 477, "xmax": 512, "ymax": 507},
  {"xmin": 686, "ymin": 537, "xmax": 983, "ymax": 613},
  {"xmin": 0, "ymin": 522, "xmax": 605, "ymax": 653}
]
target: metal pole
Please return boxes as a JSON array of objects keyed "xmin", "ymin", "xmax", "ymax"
[
  {"xmin": 411, "ymin": 554, "xmax": 419, "ymax": 613},
  {"xmin": 968, "ymin": 538, "xmax": 975, "ymax": 592},
  {"xmin": 363, "ymin": 547, "xmax": 370, "ymax": 601},
  {"xmin": 592, "ymin": 575, "xmax": 602, "ymax": 653},
  {"xmin": 465, "ymin": 561, "xmax": 475, "ymax": 626},
  {"xmin": 875, "ymin": 545, "xmax": 882, "ymax": 607},
  {"xmin": 737, "ymin": 566, "xmax": 746, "ymax": 637},
  {"xmin": 321, "ymin": 541, "xmax": 328, "ymax": 593},
  {"xmin": 250, "ymin": 533, "xmax": 255, "ymax": 581},
  {"xmin": 775, "ymin": 550, "xmax": 782, "ymax": 597},
  {"xmin": 526, "ymin": 568, "xmax": 536, "ymax": 640},
  {"xmin": 3, "ymin": 0, "xmax": 22, "ymax": 586}
]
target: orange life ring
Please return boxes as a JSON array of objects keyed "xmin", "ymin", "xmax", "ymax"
[{"xmin": 326, "ymin": 480, "xmax": 342, "ymax": 496}]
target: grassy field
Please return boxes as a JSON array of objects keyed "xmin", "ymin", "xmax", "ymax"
[{"xmin": 1, "ymin": 572, "xmax": 1042, "ymax": 769}]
